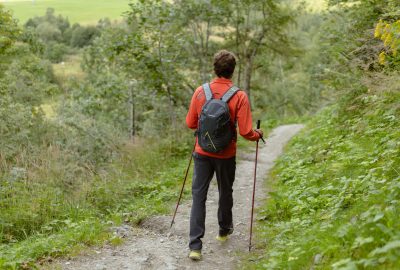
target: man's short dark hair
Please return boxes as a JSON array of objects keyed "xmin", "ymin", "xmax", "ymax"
[{"xmin": 213, "ymin": 50, "xmax": 236, "ymax": 79}]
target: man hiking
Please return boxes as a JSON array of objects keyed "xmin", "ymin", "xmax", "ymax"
[{"xmin": 186, "ymin": 50, "xmax": 263, "ymax": 260}]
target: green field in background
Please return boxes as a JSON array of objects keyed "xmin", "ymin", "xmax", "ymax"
[{"xmin": 0, "ymin": 0, "xmax": 131, "ymax": 25}]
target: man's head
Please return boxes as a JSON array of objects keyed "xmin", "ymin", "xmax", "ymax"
[{"xmin": 213, "ymin": 50, "xmax": 236, "ymax": 79}]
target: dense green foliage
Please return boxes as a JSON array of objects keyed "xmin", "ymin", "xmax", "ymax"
[
  {"xmin": 375, "ymin": 19, "xmax": 400, "ymax": 66},
  {"xmin": 246, "ymin": 0, "xmax": 400, "ymax": 269},
  {"xmin": 6, "ymin": 0, "xmax": 400, "ymax": 268},
  {"xmin": 1, "ymin": 0, "xmax": 299, "ymax": 267},
  {"xmin": 23, "ymin": 8, "xmax": 104, "ymax": 63},
  {"xmin": 249, "ymin": 77, "xmax": 400, "ymax": 269},
  {"xmin": 74, "ymin": 0, "xmax": 302, "ymax": 137},
  {"xmin": 0, "ymin": 6, "xmax": 19, "ymax": 54},
  {"xmin": 0, "ymin": 3, "xmax": 193, "ymax": 268},
  {"xmin": 0, "ymin": 5, "xmax": 57, "ymax": 161},
  {"xmin": 0, "ymin": 138, "xmax": 192, "ymax": 269}
]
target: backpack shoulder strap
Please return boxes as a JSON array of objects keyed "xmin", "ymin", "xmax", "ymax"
[
  {"xmin": 221, "ymin": 85, "xmax": 240, "ymax": 103},
  {"xmin": 202, "ymin": 83, "xmax": 213, "ymax": 101}
]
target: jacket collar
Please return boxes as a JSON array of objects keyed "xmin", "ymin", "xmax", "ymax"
[{"xmin": 212, "ymin": 77, "xmax": 233, "ymax": 84}]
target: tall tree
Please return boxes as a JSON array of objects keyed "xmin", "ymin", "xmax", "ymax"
[
  {"xmin": 81, "ymin": 0, "xmax": 193, "ymax": 135},
  {"xmin": 175, "ymin": 0, "xmax": 229, "ymax": 83},
  {"xmin": 225, "ymin": 0, "xmax": 293, "ymax": 100},
  {"xmin": 127, "ymin": 0, "xmax": 191, "ymax": 128}
]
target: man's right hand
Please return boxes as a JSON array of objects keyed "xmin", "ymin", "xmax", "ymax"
[{"xmin": 255, "ymin": 129, "xmax": 264, "ymax": 138}]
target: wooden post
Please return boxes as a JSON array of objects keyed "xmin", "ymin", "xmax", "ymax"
[
  {"xmin": 128, "ymin": 80, "xmax": 136, "ymax": 143},
  {"xmin": 279, "ymin": 58, "xmax": 287, "ymax": 118}
]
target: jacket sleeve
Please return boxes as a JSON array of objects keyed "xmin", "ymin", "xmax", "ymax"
[
  {"xmin": 236, "ymin": 92, "xmax": 261, "ymax": 141},
  {"xmin": 186, "ymin": 88, "xmax": 200, "ymax": 129}
]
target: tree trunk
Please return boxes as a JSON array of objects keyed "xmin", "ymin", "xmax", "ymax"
[
  {"xmin": 166, "ymin": 85, "xmax": 177, "ymax": 130},
  {"xmin": 190, "ymin": 21, "xmax": 208, "ymax": 83},
  {"xmin": 203, "ymin": 19, "xmax": 211, "ymax": 82},
  {"xmin": 243, "ymin": 45, "xmax": 258, "ymax": 107},
  {"xmin": 243, "ymin": 56, "xmax": 252, "ymax": 98},
  {"xmin": 235, "ymin": 0, "xmax": 242, "ymax": 86},
  {"xmin": 279, "ymin": 58, "xmax": 287, "ymax": 118}
]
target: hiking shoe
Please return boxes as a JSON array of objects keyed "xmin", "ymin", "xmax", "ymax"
[
  {"xmin": 216, "ymin": 228, "xmax": 234, "ymax": 242},
  {"xmin": 189, "ymin": 250, "xmax": 202, "ymax": 261},
  {"xmin": 216, "ymin": 234, "xmax": 229, "ymax": 242}
]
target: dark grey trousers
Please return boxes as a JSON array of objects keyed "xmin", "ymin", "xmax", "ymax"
[{"xmin": 189, "ymin": 153, "xmax": 236, "ymax": 251}]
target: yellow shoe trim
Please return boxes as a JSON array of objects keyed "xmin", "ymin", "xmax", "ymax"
[
  {"xmin": 216, "ymin": 235, "xmax": 228, "ymax": 242},
  {"xmin": 189, "ymin": 250, "xmax": 202, "ymax": 261}
]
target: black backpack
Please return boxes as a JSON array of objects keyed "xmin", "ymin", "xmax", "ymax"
[{"xmin": 197, "ymin": 83, "xmax": 240, "ymax": 153}]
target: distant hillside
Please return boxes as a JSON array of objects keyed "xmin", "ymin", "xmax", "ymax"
[{"xmin": 1, "ymin": 0, "xmax": 130, "ymax": 25}]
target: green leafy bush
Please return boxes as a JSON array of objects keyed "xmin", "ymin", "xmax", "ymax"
[
  {"xmin": 0, "ymin": 4, "xmax": 20, "ymax": 54},
  {"xmin": 249, "ymin": 75, "xmax": 400, "ymax": 269},
  {"xmin": 44, "ymin": 41, "xmax": 69, "ymax": 63},
  {"xmin": 24, "ymin": 8, "xmax": 70, "ymax": 43},
  {"xmin": 35, "ymin": 21, "xmax": 63, "ymax": 42},
  {"xmin": 70, "ymin": 25, "xmax": 100, "ymax": 48},
  {"xmin": 375, "ymin": 19, "xmax": 400, "ymax": 67}
]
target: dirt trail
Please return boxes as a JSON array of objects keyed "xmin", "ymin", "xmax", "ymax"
[{"xmin": 56, "ymin": 124, "xmax": 304, "ymax": 270}]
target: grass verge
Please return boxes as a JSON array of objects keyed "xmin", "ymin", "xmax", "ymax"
[
  {"xmin": 0, "ymin": 135, "xmax": 193, "ymax": 269},
  {"xmin": 243, "ymin": 74, "xmax": 400, "ymax": 269}
]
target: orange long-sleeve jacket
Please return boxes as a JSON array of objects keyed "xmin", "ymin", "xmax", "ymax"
[{"xmin": 186, "ymin": 77, "xmax": 261, "ymax": 159}]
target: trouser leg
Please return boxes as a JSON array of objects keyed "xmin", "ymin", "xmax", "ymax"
[
  {"xmin": 214, "ymin": 156, "xmax": 236, "ymax": 236},
  {"xmin": 189, "ymin": 154, "xmax": 214, "ymax": 251}
]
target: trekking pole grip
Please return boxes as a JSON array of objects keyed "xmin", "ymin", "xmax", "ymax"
[{"xmin": 256, "ymin": 120, "xmax": 266, "ymax": 144}]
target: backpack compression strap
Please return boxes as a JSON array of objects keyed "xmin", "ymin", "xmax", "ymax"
[
  {"xmin": 202, "ymin": 83, "xmax": 213, "ymax": 101},
  {"xmin": 221, "ymin": 85, "xmax": 240, "ymax": 102}
]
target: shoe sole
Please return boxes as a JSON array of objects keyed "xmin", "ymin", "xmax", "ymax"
[
  {"xmin": 189, "ymin": 251, "xmax": 202, "ymax": 261},
  {"xmin": 216, "ymin": 235, "xmax": 228, "ymax": 242},
  {"xmin": 189, "ymin": 255, "xmax": 202, "ymax": 261}
]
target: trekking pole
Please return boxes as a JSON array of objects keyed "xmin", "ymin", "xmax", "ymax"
[
  {"xmin": 249, "ymin": 120, "xmax": 262, "ymax": 251},
  {"xmin": 170, "ymin": 142, "xmax": 196, "ymax": 229}
]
